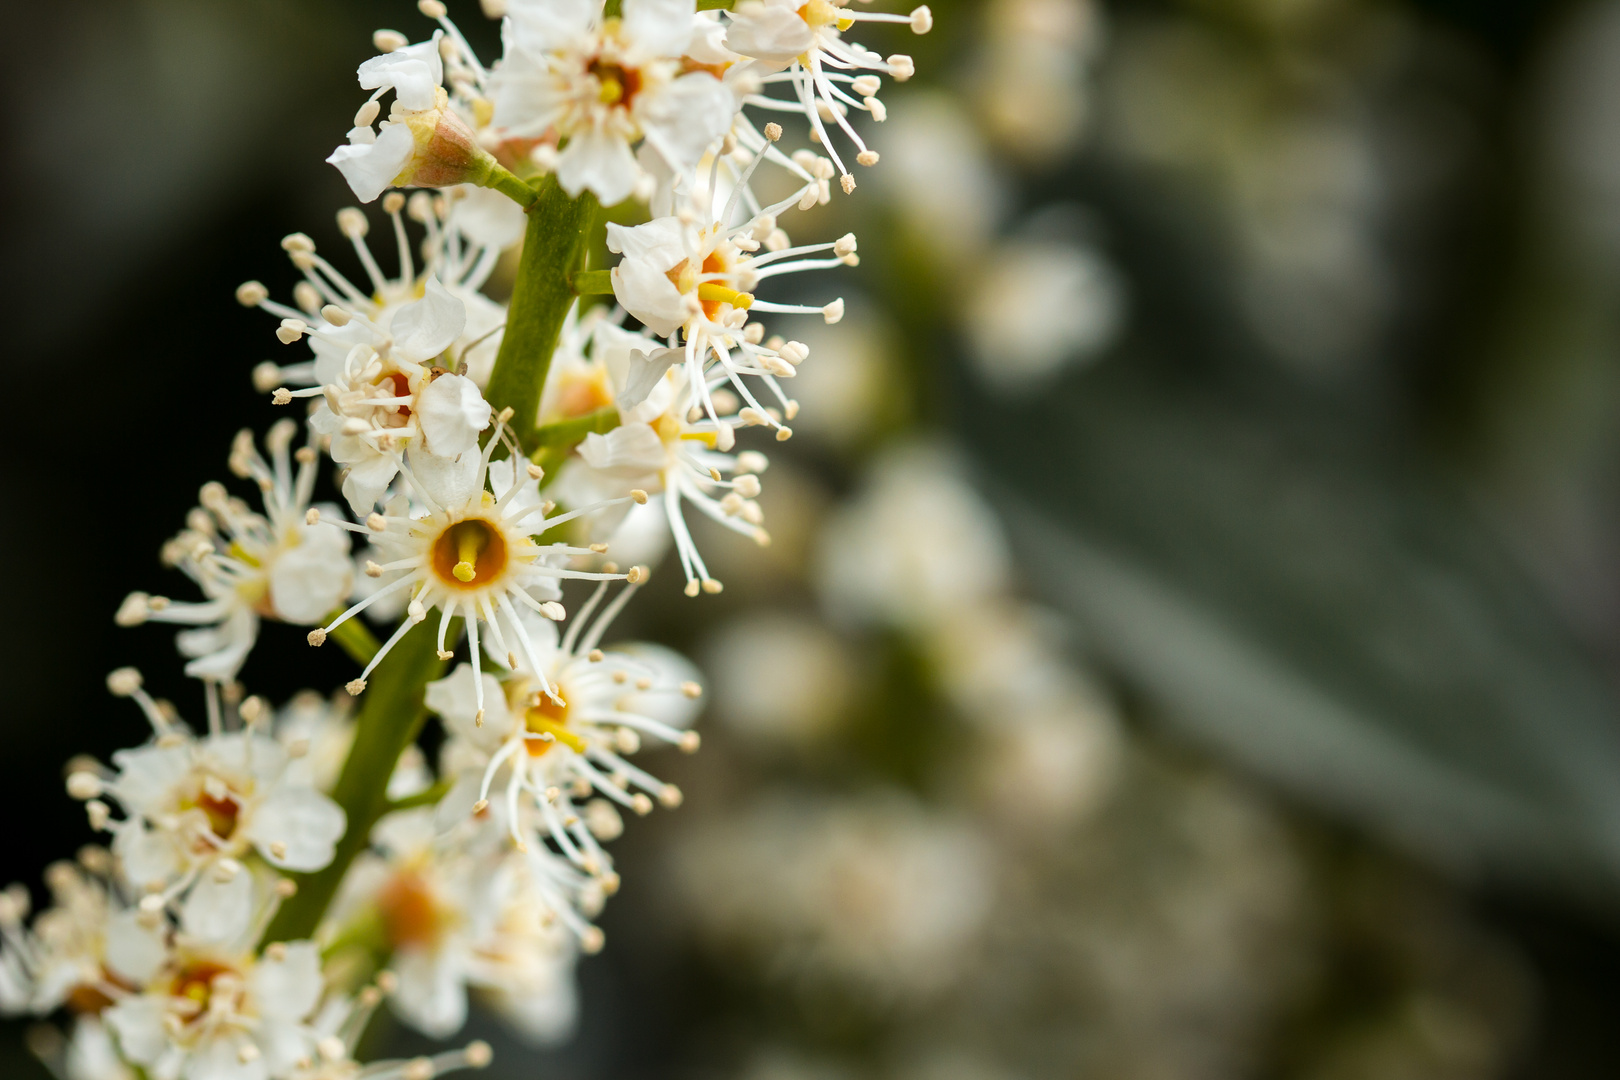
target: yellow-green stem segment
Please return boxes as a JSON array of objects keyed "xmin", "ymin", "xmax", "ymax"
[
  {"xmin": 261, "ymin": 620, "xmax": 452, "ymax": 944},
  {"xmin": 483, "ymin": 176, "xmax": 601, "ymax": 453}
]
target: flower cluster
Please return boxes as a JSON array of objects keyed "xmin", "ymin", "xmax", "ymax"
[{"xmin": 2, "ymin": 0, "xmax": 932, "ymax": 1075}]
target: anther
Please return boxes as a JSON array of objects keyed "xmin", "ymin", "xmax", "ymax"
[
  {"xmin": 588, "ymin": 649, "xmax": 605, "ymax": 662},
  {"xmin": 365, "ymin": 560, "xmax": 384, "ymax": 578},
  {"xmin": 702, "ymin": 578, "xmax": 724, "ymax": 594},
  {"xmin": 823, "ymin": 298, "xmax": 845, "ymax": 323},
  {"xmin": 840, "ymin": 174, "xmax": 856, "ymax": 194},
  {"xmin": 540, "ymin": 601, "xmax": 566, "ymax": 620},
  {"xmin": 373, "ymin": 29, "xmax": 409, "ymax": 52},
  {"xmin": 106, "ymin": 667, "xmax": 143, "ymax": 696},
  {"xmin": 235, "ymin": 281, "xmax": 268, "ymax": 307},
  {"xmin": 272, "ymin": 388, "xmax": 293, "ymax": 406},
  {"xmin": 276, "ymin": 319, "xmax": 307, "ymax": 344},
  {"xmin": 320, "ymin": 303, "xmax": 352, "ymax": 326},
  {"xmin": 367, "ymin": 513, "xmax": 387, "ymax": 531},
  {"xmin": 857, "ymin": 150, "xmax": 880, "ymax": 166},
  {"xmin": 764, "ymin": 122, "xmax": 783, "ymax": 142},
  {"xmin": 679, "ymin": 731, "xmax": 702, "ymax": 753},
  {"xmin": 625, "ymin": 565, "xmax": 649, "ymax": 584},
  {"xmin": 335, "ymin": 208, "xmax": 368, "ymax": 239},
  {"xmin": 307, "ymin": 628, "xmax": 328, "ymax": 647},
  {"xmin": 910, "ymin": 5, "xmax": 932, "ymax": 32},
  {"xmin": 852, "ymin": 75, "xmax": 881, "ymax": 96},
  {"xmin": 465, "ymin": 1041, "xmax": 494, "ymax": 1069},
  {"xmin": 659, "ymin": 785, "xmax": 684, "ymax": 808},
  {"xmin": 630, "ymin": 793, "xmax": 654, "ymax": 816},
  {"xmin": 346, "ymin": 678, "xmax": 367, "ymax": 696},
  {"xmin": 527, "ymin": 462, "xmax": 545, "ymax": 480},
  {"xmin": 305, "ymin": 508, "xmax": 321, "ymax": 525},
  {"xmin": 630, "ymin": 489, "xmax": 648, "ymax": 504}
]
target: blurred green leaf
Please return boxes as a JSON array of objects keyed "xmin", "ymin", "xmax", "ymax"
[{"xmin": 979, "ymin": 358, "xmax": 1620, "ymax": 908}]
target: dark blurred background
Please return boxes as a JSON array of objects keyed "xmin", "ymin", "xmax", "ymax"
[{"xmin": 9, "ymin": 0, "xmax": 1620, "ymax": 1076}]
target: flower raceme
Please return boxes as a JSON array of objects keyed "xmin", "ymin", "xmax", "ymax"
[{"xmin": 29, "ymin": 0, "xmax": 941, "ymax": 1074}]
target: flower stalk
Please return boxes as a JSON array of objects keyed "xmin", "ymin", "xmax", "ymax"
[
  {"xmin": 262, "ymin": 619, "xmax": 452, "ymax": 944},
  {"xmin": 484, "ymin": 176, "xmax": 601, "ymax": 452}
]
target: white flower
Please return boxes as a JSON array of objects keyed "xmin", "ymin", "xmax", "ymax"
[
  {"xmin": 329, "ymin": 27, "xmax": 504, "ymax": 203},
  {"xmin": 115, "ymin": 424, "xmax": 353, "ymax": 682},
  {"xmin": 564, "ymin": 357, "xmax": 771, "ymax": 596},
  {"xmin": 424, "ymin": 591, "xmax": 701, "ymax": 941},
  {"xmin": 817, "ymin": 443, "xmax": 1011, "ymax": 631},
  {"xmin": 332, "ymin": 810, "xmax": 578, "ymax": 1043},
  {"xmin": 245, "ymin": 193, "xmax": 515, "ymax": 410},
  {"xmin": 605, "ymin": 181, "xmax": 849, "ymax": 443},
  {"xmin": 673, "ymin": 791, "xmax": 993, "ymax": 998},
  {"xmin": 726, "ymin": 0, "xmax": 932, "ymax": 185},
  {"xmin": 103, "ymin": 939, "xmax": 325, "ymax": 1080},
  {"xmin": 492, "ymin": 0, "xmax": 735, "ymax": 204},
  {"xmin": 263, "ymin": 262, "xmax": 492, "ymax": 514},
  {"xmin": 308, "ymin": 416, "xmax": 637, "ymax": 718},
  {"xmin": 73, "ymin": 680, "xmax": 345, "ymax": 946},
  {"xmin": 0, "ymin": 862, "xmax": 165, "ymax": 1018},
  {"xmin": 965, "ymin": 234, "xmax": 1125, "ymax": 391}
]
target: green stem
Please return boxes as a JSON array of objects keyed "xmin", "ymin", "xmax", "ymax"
[
  {"xmin": 483, "ymin": 162, "xmax": 539, "ymax": 209},
  {"xmin": 262, "ymin": 620, "xmax": 451, "ymax": 944},
  {"xmin": 484, "ymin": 176, "xmax": 600, "ymax": 452},
  {"xmin": 571, "ymin": 268, "xmax": 614, "ymax": 296},
  {"xmin": 385, "ymin": 779, "xmax": 451, "ymax": 814}
]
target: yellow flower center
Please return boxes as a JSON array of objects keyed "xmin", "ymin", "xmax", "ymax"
[{"xmin": 431, "ymin": 517, "xmax": 509, "ymax": 588}]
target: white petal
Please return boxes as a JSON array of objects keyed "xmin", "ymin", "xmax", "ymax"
[
  {"xmin": 337, "ymin": 446, "xmax": 402, "ymax": 515},
  {"xmin": 404, "ymin": 441, "xmax": 481, "ymax": 508},
  {"xmin": 390, "ymin": 947, "xmax": 468, "ymax": 1039},
  {"xmin": 390, "ymin": 276, "xmax": 467, "ymax": 363},
  {"xmin": 618, "ymin": 347, "xmax": 682, "ymax": 409},
  {"xmin": 180, "ymin": 870, "xmax": 254, "ymax": 945},
  {"xmin": 424, "ymin": 665, "xmax": 512, "ymax": 750},
  {"xmin": 623, "ymin": 0, "xmax": 695, "ymax": 57},
  {"xmin": 104, "ymin": 910, "xmax": 168, "ymax": 985},
  {"xmin": 555, "ymin": 127, "xmax": 639, "ymax": 206},
  {"xmin": 65, "ymin": 1018, "xmax": 132, "ymax": 1080},
  {"xmin": 112, "ymin": 821, "xmax": 180, "ymax": 891},
  {"xmin": 357, "ymin": 34, "xmax": 444, "ymax": 112},
  {"xmin": 604, "ymin": 217, "xmax": 685, "ymax": 264},
  {"xmin": 506, "ymin": 0, "xmax": 599, "ymax": 52},
  {"xmin": 248, "ymin": 940, "xmax": 323, "ymax": 1021},
  {"xmin": 610, "ymin": 258, "xmax": 688, "ymax": 338},
  {"xmin": 434, "ymin": 770, "xmax": 486, "ymax": 834},
  {"xmin": 104, "ymin": 996, "xmax": 168, "ymax": 1066},
  {"xmin": 267, "ymin": 524, "xmax": 353, "ymax": 624},
  {"xmin": 327, "ymin": 123, "xmax": 416, "ymax": 203},
  {"xmin": 109, "ymin": 744, "xmax": 192, "ymax": 815},
  {"xmin": 637, "ymin": 72, "xmax": 735, "ymax": 174},
  {"xmin": 245, "ymin": 788, "xmax": 346, "ymax": 872},
  {"xmin": 578, "ymin": 423, "xmax": 667, "ymax": 477},
  {"xmin": 182, "ymin": 1035, "xmax": 268, "ymax": 1080},
  {"xmin": 416, "ymin": 374, "xmax": 492, "ymax": 458},
  {"xmin": 724, "ymin": 3, "xmax": 813, "ymax": 64},
  {"xmin": 447, "ymin": 184, "xmax": 528, "ymax": 249}
]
